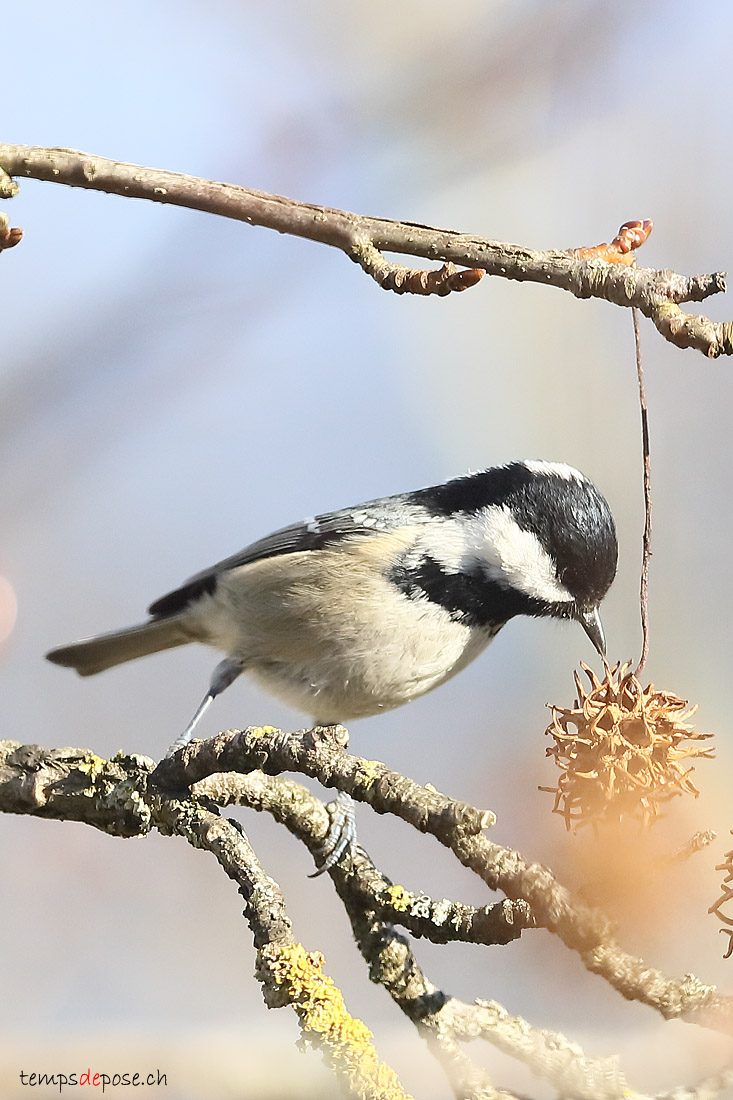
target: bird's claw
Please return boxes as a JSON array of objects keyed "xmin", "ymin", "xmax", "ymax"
[{"xmin": 309, "ymin": 791, "xmax": 357, "ymax": 877}]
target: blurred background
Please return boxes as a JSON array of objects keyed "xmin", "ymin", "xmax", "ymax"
[{"xmin": 2, "ymin": 1, "xmax": 733, "ymax": 1097}]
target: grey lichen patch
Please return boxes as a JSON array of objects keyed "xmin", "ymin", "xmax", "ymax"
[
  {"xmin": 430, "ymin": 899, "xmax": 452, "ymax": 927},
  {"xmin": 0, "ymin": 742, "xmax": 155, "ymax": 838}
]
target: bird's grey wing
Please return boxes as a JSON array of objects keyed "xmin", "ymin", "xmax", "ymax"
[{"xmin": 147, "ymin": 499, "xmax": 407, "ymax": 619}]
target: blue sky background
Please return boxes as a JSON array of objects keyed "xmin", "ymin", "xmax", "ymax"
[{"xmin": 3, "ymin": 2, "xmax": 733, "ymax": 1097}]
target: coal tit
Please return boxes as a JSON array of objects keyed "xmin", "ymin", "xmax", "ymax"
[{"xmin": 47, "ymin": 460, "xmax": 617, "ymax": 748}]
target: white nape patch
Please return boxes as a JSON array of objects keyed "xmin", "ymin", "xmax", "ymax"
[
  {"xmin": 428, "ymin": 505, "xmax": 574, "ymax": 604},
  {"xmin": 522, "ymin": 460, "xmax": 584, "ymax": 481}
]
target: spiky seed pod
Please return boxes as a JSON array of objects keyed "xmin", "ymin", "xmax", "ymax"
[{"xmin": 542, "ymin": 662, "xmax": 714, "ymax": 829}]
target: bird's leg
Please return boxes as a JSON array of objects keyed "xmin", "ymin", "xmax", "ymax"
[
  {"xmin": 165, "ymin": 656, "xmax": 245, "ymax": 757},
  {"xmin": 309, "ymin": 790, "xmax": 358, "ymax": 877}
]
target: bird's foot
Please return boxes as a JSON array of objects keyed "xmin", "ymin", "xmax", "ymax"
[
  {"xmin": 165, "ymin": 657, "xmax": 245, "ymax": 758},
  {"xmin": 309, "ymin": 791, "xmax": 357, "ymax": 878}
]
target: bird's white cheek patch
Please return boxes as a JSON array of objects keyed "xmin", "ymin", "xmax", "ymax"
[{"xmin": 468, "ymin": 506, "xmax": 574, "ymax": 604}]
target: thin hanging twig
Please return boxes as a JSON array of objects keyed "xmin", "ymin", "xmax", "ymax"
[{"xmin": 633, "ymin": 306, "xmax": 652, "ymax": 677}]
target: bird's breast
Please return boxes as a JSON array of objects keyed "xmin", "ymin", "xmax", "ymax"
[{"xmin": 185, "ymin": 536, "xmax": 500, "ymax": 720}]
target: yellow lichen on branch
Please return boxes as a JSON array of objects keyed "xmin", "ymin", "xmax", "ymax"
[
  {"xmin": 257, "ymin": 941, "xmax": 412, "ymax": 1100},
  {"xmin": 542, "ymin": 662, "xmax": 714, "ymax": 829}
]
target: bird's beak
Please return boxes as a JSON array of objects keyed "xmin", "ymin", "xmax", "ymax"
[{"xmin": 576, "ymin": 605, "xmax": 606, "ymax": 657}]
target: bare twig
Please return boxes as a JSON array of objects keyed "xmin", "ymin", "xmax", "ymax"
[
  {"xmin": 331, "ymin": 846, "xmax": 627, "ymax": 1100},
  {"xmin": 0, "ymin": 210, "xmax": 22, "ymax": 250},
  {"xmin": 0, "ymin": 143, "xmax": 730, "ymax": 354},
  {"xmin": 154, "ymin": 795, "xmax": 294, "ymax": 948},
  {"xmin": 256, "ymin": 937, "xmax": 412, "ymax": 1100},
  {"xmin": 343, "ymin": 901, "xmax": 626, "ymax": 1100},
  {"xmin": 709, "ymin": 834, "xmax": 733, "ymax": 957},
  {"xmin": 154, "ymin": 724, "xmax": 614, "ymax": 942},
  {"xmin": 351, "ymin": 237, "xmax": 484, "ymax": 295},
  {"xmin": 633, "ymin": 307, "xmax": 653, "ymax": 677},
  {"xmin": 0, "ymin": 740, "xmax": 154, "ymax": 835}
]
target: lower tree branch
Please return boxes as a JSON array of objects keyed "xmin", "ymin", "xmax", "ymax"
[
  {"xmin": 199, "ymin": 770, "xmax": 618, "ymax": 1098},
  {"xmin": 4, "ymin": 733, "xmax": 733, "ymax": 1100},
  {"xmin": 334, "ymin": 854, "xmax": 627, "ymax": 1100},
  {"xmin": 192, "ymin": 765, "xmax": 728, "ymax": 1100},
  {"xmin": 0, "ymin": 739, "xmax": 410, "ymax": 1100},
  {"xmin": 196, "ymin": 769, "xmax": 533, "ymax": 947},
  {"xmin": 153, "ymin": 794, "xmax": 294, "ymax": 949},
  {"xmin": 153, "ymin": 724, "xmax": 733, "ymax": 1036},
  {"xmin": 0, "ymin": 741, "xmax": 153, "ymax": 835}
]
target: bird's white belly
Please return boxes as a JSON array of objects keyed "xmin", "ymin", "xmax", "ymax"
[
  {"xmin": 182, "ymin": 543, "xmax": 500, "ymax": 722},
  {"xmin": 247, "ymin": 611, "xmax": 497, "ymax": 721}
]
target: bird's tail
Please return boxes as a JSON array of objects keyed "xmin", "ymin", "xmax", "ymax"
[{"xmin": 46, "ymin": 617, "xmax": 190, "ymax": 676}]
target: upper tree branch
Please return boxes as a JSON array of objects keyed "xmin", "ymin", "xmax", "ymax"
[{"xmin": 0, "ymin": 143, "xmax": 730, "ymax": 356}]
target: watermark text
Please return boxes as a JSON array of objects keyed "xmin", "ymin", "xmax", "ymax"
[{"xmin": 19, "ymin": 1069, "xmax": 167, "ymax": 1092}]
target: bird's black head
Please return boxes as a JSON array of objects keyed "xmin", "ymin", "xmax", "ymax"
[
  {"xmin": 508, "ymin": 461, "xmax": 617, "ymax": 602},
  {"xmin": 506, "ymin": 461, "xmax": 617, "ymax": 652},
  {"xmin": 407, "ymin": 460, "xmax": 617, "ymax": 654}
]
